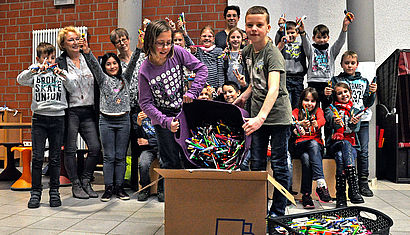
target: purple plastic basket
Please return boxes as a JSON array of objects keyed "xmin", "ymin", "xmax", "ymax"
[{"xmin": 175, "ymin": 99, "xmax": 250, "ymax": 168}]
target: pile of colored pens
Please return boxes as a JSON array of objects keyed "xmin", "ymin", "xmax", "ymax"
[
  {"xmin": 273, "ymin": 215, "xmax": 371, "ymax": 234},
  {"xmin": 185, "ymin": 120, "xmax": 245, "ymax": 169}
]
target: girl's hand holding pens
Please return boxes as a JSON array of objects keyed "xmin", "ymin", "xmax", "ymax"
[
  {"xmin": 324, "ymin": 86, "xmax": 333, "ymax": 96},
  {"xmin": 334, "ymin": 117, "xmax": 343, "ymax": 126},
  {"xmin": 299, "ymin": 119, "xmax": 310, "ymax": 128},
  {"xmin": 170, "ymin": 118, "xmax": 180, "ymax": 133},
  {"xmin": 311, "ymin": 120, "xmax": 318, "ymax": 128},
  {"xmin": 350, "ymin": 115, "xmax": 360, "ymax": 124}
]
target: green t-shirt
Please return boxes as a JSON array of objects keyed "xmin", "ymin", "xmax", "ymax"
[{"xmin": 242, "ymin": 40, "xmax": 292, "ymax": 125}]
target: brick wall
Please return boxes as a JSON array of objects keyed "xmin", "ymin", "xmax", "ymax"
[
  {"xmin": 0, "ymin": 0, "xmax": 227, "ymax": 140},
  {"xmin": 0, "ymin": 0, "xmax": 119, "ymax": 140},
  {"xmin": 142, "ymin": 0, "xmax": 227, "ymax": 44}
]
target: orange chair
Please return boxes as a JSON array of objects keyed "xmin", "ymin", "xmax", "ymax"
[{"xmin": 10, "ymin": 146, "xmax": 32, "ymax": 191}]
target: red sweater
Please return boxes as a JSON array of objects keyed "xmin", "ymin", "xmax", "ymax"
[{"xmin": 292, "ymin": 108, "xmax": 325, "ymax": 145}]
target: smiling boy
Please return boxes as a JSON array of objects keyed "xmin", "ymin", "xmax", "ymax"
[{"xmin": 234, "ymin": 6, "xmax": 292, "ymax": 217}]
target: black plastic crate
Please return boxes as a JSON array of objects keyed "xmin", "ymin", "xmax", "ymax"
[{"xmin": 268, "ymin": 206, "xmax": 393, "ymax": 235}]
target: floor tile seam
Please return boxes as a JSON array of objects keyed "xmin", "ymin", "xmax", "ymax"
[
  {"xmin": 104, "ymin": 203, "xmax": 145, "ymax": 234},
  {"xmin": 9, "ymin": 214, "xmax": 51, "ymax": 234}
]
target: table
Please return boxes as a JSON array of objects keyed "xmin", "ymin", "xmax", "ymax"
[{"xmin": 0, "ymin": 122, "xmax": 32, "ymax": 181}]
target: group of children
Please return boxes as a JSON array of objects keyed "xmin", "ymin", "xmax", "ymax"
[{"xmin": 17, "ymin": 5, "xmax": 377, "ymax": 219}]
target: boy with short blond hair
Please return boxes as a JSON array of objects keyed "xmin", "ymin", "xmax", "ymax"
[
  {"xmin": 235, "ymin": 6, "xmax": 292, "ymax": 217},
  {"xmin": 17, "ymin": 42, "xmax": 75, "ymax": 208},
  {"xmin": 324, "ymin": 50, "xmax": 377, "ymax": 197}
]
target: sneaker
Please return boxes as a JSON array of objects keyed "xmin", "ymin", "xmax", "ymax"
[
  {"xmin": 157, "ymin": 192, "xmax": 164, "ymax": 202},
  {"xmin": 359, "ymin": 179, "xmax": 374, "ymax": 197},
  {"xmin": 302, "ymin": 194, "xmax": 315, "ymax": 209},
  {"xmin": 137, "ymin": 188, "xmax": 150, "ymax": 201},
  {"xmin": 28, "ymin": 190, "xmax": 41, "ymax": 209},
  {"xmin": 315, "ymin": 186, "xmax": 332, "ymax": 203},
  {"xmin": 115, "ymin": 186, "xmax": 130, "ymax": 200},
  {"xmin": 101, "ymin": 185, "xmax": 113, "ymax": 202}
]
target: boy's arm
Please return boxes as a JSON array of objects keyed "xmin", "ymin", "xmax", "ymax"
[
  {"xmin": 329, "ymin": 30, "xmax": 347, "ymax": 58},
  {"xmin": 242, "ymin": 71, "xmax": 280, "ymax": 135},
  {"xmin": 17, "ymin": 69, "xmax": 35, "ymax": 87},
  {"xmin": 363, "ymin": 80, "xmax": 376, "ymax": 108},
  {"xmin": 233, "ymin": 84, "xmax": 252, "ymax": 108},
  {"xmin": 298, "ymin": 23, "xmax": 312, "ymax": 60}
]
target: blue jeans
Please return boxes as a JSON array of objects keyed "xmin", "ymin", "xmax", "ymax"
[
  {"xmin": 250, "ymin": 125, "xmax": 291, "ymax": 216},
  {"xmin": 154, "ymin": 125, "xmax": 183, "ymax": 169},
  {"xmin": 329, "ymin": 140, "xmax": 357, "ymax": 176},
  {"xmin": 286, "ymin": 76, "xmax": 304, "ymax": 109},
  {"xmin": 139, "ymin": 147, "xmax": 159, "ymax": 187},
  {"xmin": 99, "ymin": 114, "xmax": 130, "ymax": 186},
  {"xmin": 64, "ymin": 106, "xmax": 101, "ymax": 181},
  {"xmin": 357, "ymin": 122, "xmax": 369, "ymax": 178},
  {"xmin": 31, "ymin": 114, "xmax": 64, "ymax": 190},
  {"xmin": 294, "ymin": 140, "xmax": 325, "ymax": 194}
]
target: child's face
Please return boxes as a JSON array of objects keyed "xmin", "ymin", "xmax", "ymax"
[
  {"xmin": 173, "ymin": 32, "xmax": 185, "ymax": 47},
  {"xmin": 36, "ymin": 52, "xmax": 56, "ymax": 64},
  {"xmin": 198, "ymin": 88, "xmax": 210, "ymax": 100},
  {"xmin": 223, "ymin": 85, "xmax": 240, "ymax": 103},
  {"xmin": 153, "ymin": 30, "xmax": 172, "ymax": 60},
  {"xmin": 114, "ymin": 35, "xmax": 130, "ymax": 53},
  {"xmin": 245, "ymin": 14, "xmax": 271, "ymax": 45},
  {"xmin": 312, "ymin": 33, "xmax": 329, "ymax": 45},
  {"xmin": 286, "ymin": 27, "xmax": 298, "ymax": 43},
  {"xmin": 104, "ymin": 57, "xmax": 119, "ymax": 76},
  {"xmin": 200, "ymin": 29, "xmax": 215, "ymax": 48},
  {"xmin": 302, "ymin": 92, "xmax": 316, "ymax": 112},
  {"xmin": 341, "ymin": 55, "xmax": 359, "ymax": 76},
  {"xmin": 335, "ymin": 86, "xmax": 351, "ymax": 104},
  {"xmin": 228, "ymin": 31, "xmax": 243, "ymax": 50}
]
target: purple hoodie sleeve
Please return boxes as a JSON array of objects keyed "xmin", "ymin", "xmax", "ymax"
[
  {"xmin": 176, "ymin": 46, "xmax": 208, "ymax": 99},
  {"xmin": 138, "ymin": 64, "xmax": 173, "ymax": 130}
]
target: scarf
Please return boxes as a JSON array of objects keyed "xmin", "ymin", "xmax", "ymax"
[
  {"xmin": 200, "ymin": 45, "xmax": 216, "ymax": 52},
  {"xmin": 332, "ymin": 100, "xmax": 356, "ymax": 145}
]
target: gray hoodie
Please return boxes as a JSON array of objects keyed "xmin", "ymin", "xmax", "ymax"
[
  {"xmin": 17, "ymin": 65, "xmax": 76, "ymax": 116},
  {"xmin": 301, "ymin": 30, "xmax": 346, "ymax": 83}
]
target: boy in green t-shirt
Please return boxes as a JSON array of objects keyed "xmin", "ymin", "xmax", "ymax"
[{"xmin": 234, "ymin": 6, "xmax": 292, "ymax": 217}]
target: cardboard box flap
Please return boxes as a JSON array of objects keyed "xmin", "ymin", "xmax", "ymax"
[{"xmin": 155, "ymin": 168, "xmax": 267, "ymax": 181}]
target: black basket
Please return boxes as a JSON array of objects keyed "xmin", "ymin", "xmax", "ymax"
[{"xmin": 268, "ymin": 206, "xmax": 393, "ymax": 235}]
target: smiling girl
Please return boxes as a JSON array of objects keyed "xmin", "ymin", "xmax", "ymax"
[
  {"xmin": 81, "ymin": 33, "xmax": 144, "ymax": 202},
  {"xmin": 325, "ymin": 82, "xmax": 364, "ymax": 208},
  {"xmin": 138, "ymin": 20, "xmax": 207, "ymax": 201},
  {"xmin": 223, "ymin": 27, "xmax": 246, "ymax": 89},
  {"xmin": 193, "ymin": 25, "xmax": 224, "ymax": 91},
  {"xmin": 292, "ymin": 87, "xmax": 331, "ymax": 208}
]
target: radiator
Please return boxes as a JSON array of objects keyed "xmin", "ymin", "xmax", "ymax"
[
  {"xmin": 32, "ymin": 26, "xmax": 88, "ymax": 63},
  {"xmin": 32, "ymin": 26, "xmax": 89, "ymax": 150}
]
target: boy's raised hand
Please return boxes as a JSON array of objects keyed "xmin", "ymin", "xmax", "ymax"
[
  {"xmin": 278, "ymin": 15, "xmax": 286, "ymax": 31},
  {"xmin": 343, "ymin": 12, "xmax": 355, "ymax": 31}
]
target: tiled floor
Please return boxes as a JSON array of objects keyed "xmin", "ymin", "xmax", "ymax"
[{"xmin": 0, "ymin": 170, "xmax": 408, "ymax": 234}]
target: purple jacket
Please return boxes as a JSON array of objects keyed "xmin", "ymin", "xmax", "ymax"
[{"xmin": 138, "ymin": 45, "xmax": 208, "ymax": 130}]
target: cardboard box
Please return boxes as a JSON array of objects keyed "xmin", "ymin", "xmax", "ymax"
[{"xmin": 155, "ymin": 169, "xmax": 268, "ymax": 235}]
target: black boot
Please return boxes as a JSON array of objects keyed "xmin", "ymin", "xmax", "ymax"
[
  {"xmin": 101, "ymin": 185, "xmax": 113, "ymax": 202},
  {"xmin": 49, "ymin": 188, "xmax": 62, "ymax": 207},
  {"xmin": 28, "ymin": 190, "xmax": 42, "ymax": 208},
  {"xmin": 335, "ymin": 174, "xmax": 347, "ymax": 208},
  {"xmin": 345, "ymin": 166, "xmax": 364, "ymax": 204},
  {"xmin": 72, "ymin": 179, "xmax": 89, "ymax": 199},
  {"xmin": 359, "ymin": 177, "xmax": 374, "ymax": 197},
  {"xmin": 115, "ymin": 185, "xmax": 130, "ymax": 200},
  {"xmin": 81, "ymin": 178, "xmax": 98, "ymax": 198}
]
